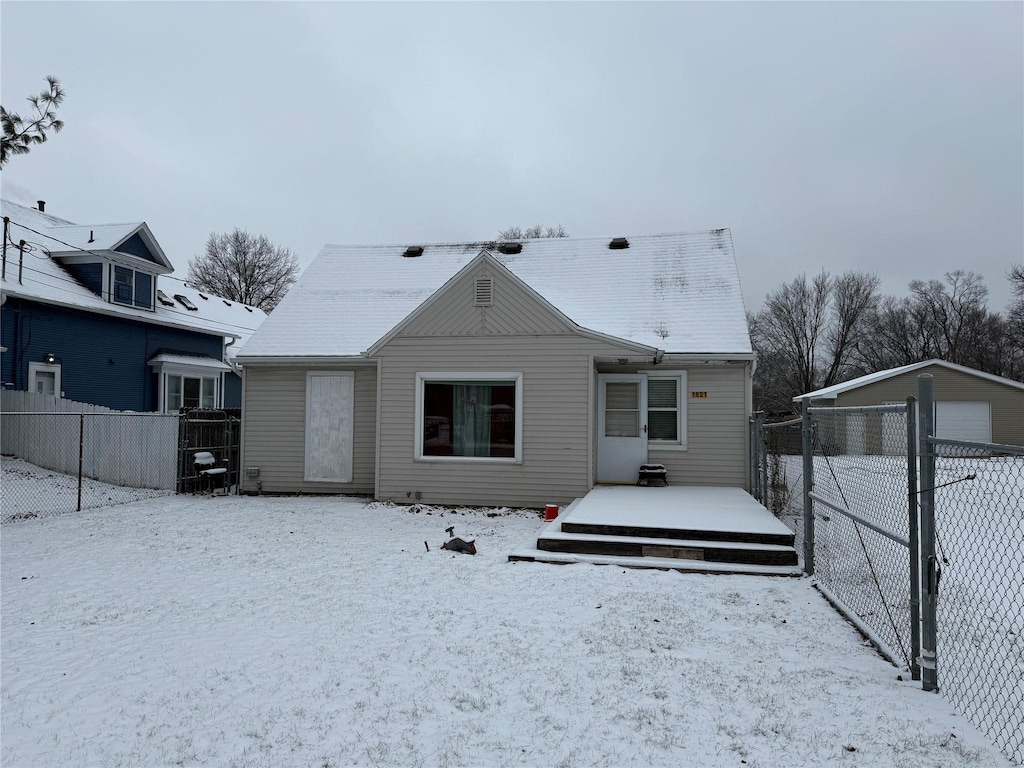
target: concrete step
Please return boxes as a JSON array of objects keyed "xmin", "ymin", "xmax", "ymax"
[
  {"xmin": 509, "ymin": 549, "xmax": 804, "ymax": 577},
  {"xmin": 536, "ymin": 529, "xmax": 799, "ymax": 567},
  {"xmin": 559, "ymin": 520, "xmax": 795, "ymax": 547}
]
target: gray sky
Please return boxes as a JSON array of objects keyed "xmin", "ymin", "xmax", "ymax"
[{"xmin": 2, "ymin": 1, "xmax": 1021, "ymax": 315}]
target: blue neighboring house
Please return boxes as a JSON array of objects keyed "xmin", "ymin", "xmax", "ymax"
[{"xmin": 1, "ymin": 199, "xmax": 267, "ymax": 412}]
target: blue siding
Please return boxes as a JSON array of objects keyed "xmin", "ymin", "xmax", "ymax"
[
  {"xmin": 65, "ymin": 262, "xmax": 103, "ymax": 295},
  {"xmin": 0, "ymin": 298, "xmax": 224, "ymax": 411},
  {"xmin": 135, "ymin": 272, "xmax": 153, "ymax": 309},
  {"xmin": 116, "ymin": 232, "xmax": 160, "ymax": 265},
  {"xmin": 223, "ymin": 371, "xmax": 242, "ymax": 408}
]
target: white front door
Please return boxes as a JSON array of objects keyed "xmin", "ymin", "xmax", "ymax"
[{"xmin": 597, "ymin": 374, "xmax": 648, "ymax": 483}]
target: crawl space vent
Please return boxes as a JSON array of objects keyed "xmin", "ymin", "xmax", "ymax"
[
  {"xmin": 474, "ymin": 278, "xmax": 493, "ymax": 306},
  {"xmin": 609, "ymin": 237, "xmax": 630, "ymax": 250}
]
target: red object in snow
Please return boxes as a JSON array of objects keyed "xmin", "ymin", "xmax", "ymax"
[{"xmin": 544, "ymin": 504, "xmax": 559, "ymax": 521}]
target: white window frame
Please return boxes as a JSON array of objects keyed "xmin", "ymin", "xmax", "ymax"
[
  {"xmin": 151, "ymin": 361, "xmax": 225, "ymax": 413},
  {"xmin": 103, "ymin": 262, "xmax": 157, "ymax": 311},
  {"xmin": 414, "ymin": 371, "xmax": 523, "ymax": 464},
  {"xmin": 641, "ymin": 371, "xmax": 687, "ymax": 450},
  {"xmin": 304, "ymin": 371, "xmax": 355, "ymax": 483},
  {"xmin": 28, "ymin": 361, "xmax": 62, "ymax": 397}
]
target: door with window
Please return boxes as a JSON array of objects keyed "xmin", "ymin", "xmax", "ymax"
[{"xmin": 597, "ymin": 374, "xmax": 648, "ymax": 483}]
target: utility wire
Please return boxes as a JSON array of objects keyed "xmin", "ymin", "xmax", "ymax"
[{"xmin": 3, "ymin": 221, "xmax": 261, "ymax": 334}]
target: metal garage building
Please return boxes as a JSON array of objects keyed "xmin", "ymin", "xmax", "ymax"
[{"xmin": 796, "ymin": 359, "xmax": 1024, "ymax": 447}]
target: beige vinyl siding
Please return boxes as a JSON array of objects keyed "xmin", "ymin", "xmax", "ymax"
[
  {"xmin": 648, "ymin": 366, "xmax": 749, "ymax": 487},
  {"xmin": 240, "ymin": 364, "xmax": 377, "ymax": 494},
  {"xmin": 376, "ymin": 335, "xmax": 635, "ymax": 508},
  {"xmin": 397, "ymin": 259, "xmax": 571, "ymax": 338},
  {"xmin": 832, "ymin": 365, "xmax": 1024, "ymax": 446}
]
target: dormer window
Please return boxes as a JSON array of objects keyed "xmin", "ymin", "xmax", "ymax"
[
  {"xmin": 108, "ymin": 264, "xmax": 155, "ymax": 310},
  {"xmin": 114, "ymin": 267, "xmax": 133, "ymax": 304}
]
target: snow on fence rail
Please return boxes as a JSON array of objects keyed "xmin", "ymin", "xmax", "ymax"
[{"xmin": 1, "ymin": 391, "xmax": 178, "ymax": 514}]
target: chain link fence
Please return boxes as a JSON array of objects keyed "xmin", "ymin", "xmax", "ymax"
[
  {"xmin": 1, "ymin": 411, "xmax": 177, "ymax": 523},
  {"xmin": 930, "ymin": 442, "xmax": 1023, "ymax": 764},
  {"xmin": 752, "ymin": 378, "xmax": 1024, "ymax": 765},
  {"xmin": 807, "ymin": 405, "xmax": 916, "ymax": 671}
]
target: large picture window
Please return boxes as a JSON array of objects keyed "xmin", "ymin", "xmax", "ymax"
[{"xmin": 415, "ymin": 373, "xmax": 523, "ymax": 462}]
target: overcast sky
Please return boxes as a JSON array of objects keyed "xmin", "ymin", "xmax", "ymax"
[{"xmin": 2, "ymin": 1, "xmax": 1021, "ymax": 315}]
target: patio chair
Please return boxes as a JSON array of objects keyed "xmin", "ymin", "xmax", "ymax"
[{"xmin": 193, "ymin": 451, "xmax": 229, "ymax": 495}]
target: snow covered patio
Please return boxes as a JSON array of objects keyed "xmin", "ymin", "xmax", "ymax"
[
  {"xmin": 511, "ymin": 485, "xmax": 802, "ymax": 575},
  {"xmin": 1, "ymin": 494, "xmax": 1008, "ymax": 767}
]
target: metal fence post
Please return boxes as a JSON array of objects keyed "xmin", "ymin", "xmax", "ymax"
[
  {"xmin": 748, "ymin": 417, "xmax": 756, "ymax": 499},
  {"xmin": 906, "ymin": 395, "xmax": 921, "ymax": 681},
  {"xmin": 918, "ymin": 374, "xmax": 938, "ymax": 691},
  {"xmin": 757, "ymin": 413, "xmax": 768, "ymax": 506},
  {"xmin": 801, "ymin": 398, "xmax": 815, "ymax": 576},
  {"xmin": 77, "ymin": 413, "xmax": 84, "ymax": 512}
]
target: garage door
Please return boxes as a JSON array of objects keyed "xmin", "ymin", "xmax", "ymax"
[{"xmin": 934, "ymin": 402, "xmax": 991, "ymax": 444}]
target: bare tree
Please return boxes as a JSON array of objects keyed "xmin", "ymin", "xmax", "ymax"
[
  {"xmin": 1, "ymin": 76, "xmax": 65, "ymax": 169},
  {"xmin": 498, "ymin": 224, "xmax": 568, "ymax": 240},
  {"xmin": 749, "ymin": 270, "xmax": 879, "ymax": 411},
  {"xmin": 187, "ymin": 229, "xmax": 299, "ymax": 312},
  {"xmin": 860, "ymin": 271, "xmax": 1004, "ymax": 372}
]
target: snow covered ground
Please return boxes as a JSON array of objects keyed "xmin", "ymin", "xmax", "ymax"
[
  {"xmin": 1, "ymin": 491, "xmax": 1010, "ymax": 767},
  {"xmin": 1, "ymin": 456, "xmax": 171, "ymax": 523}
]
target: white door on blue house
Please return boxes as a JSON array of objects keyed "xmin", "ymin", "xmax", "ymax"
[{"xmin": 597, "ymin": 374, "xmax": 648, "ymax": 483}]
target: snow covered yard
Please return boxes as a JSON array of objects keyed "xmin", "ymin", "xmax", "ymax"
[{"xmin": 1, "ymin": 495, "xmax": 1009, "ymax": 768}]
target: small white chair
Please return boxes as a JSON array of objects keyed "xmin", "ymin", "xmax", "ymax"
[{"xmin": 194, "ymin": 451, "xmax": 229, "ymax": 495}]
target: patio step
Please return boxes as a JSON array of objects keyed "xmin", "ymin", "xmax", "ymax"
[
  {"xmin": 559, "ymin": 521, "xmax": 794, "ymax": 548},
  {"xmin": 536, "ymin": 530, "xmax": 798, "ymax": 567},
  {"xmin": 508, "ymin": 549, "xmax": 803, "ymax": 577}
]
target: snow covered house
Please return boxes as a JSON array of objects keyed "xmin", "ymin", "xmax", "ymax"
[
  {"xmin": 1, "ymin": 199, "xmax": 266, "ymax": 412},
  {"xmin": 795, "ymin": 359, "xmax": 1024, "ymax": 447},
  {"xmin": 235, "ymin": 231, "xmax": 754, "ymax": 507}
]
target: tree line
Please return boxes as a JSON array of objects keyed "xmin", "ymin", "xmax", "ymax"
[{"xmin": 749, "ymin": 268, "xmax": 1024, "ymax": 413}]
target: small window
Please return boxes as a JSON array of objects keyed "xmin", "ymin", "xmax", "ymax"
[
  {"xmin": 645, "ymin": 373, "xmax": 687, "ymax": 448},
  {"xmin": 648, "ymin": 378, "xmax": 679, "ymax": 441},
  {"xmin": 113, "ymin": 266, "xmax": 134, "ymax": 305},
  {"xmin": 416, "ymin": 373, "xmax": 522, "ymax": 462}
]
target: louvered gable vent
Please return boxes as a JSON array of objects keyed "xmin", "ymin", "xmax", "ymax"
[{"xmin": 474, "ymin": 277, "xmax": 493, "ymax": 306}]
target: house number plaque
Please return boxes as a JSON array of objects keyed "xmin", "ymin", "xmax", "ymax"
[{"xmin": 690, "ymin": 391, "xmax": 708, "ymax": 399}]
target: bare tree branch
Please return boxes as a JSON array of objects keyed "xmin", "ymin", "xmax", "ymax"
[
  {"xmin": 186, "ymin": 229, "xmax": 299, "ymax": 312},
  {"xmin": 498, "ymin": 224, "xmax": 568, "ymax": 240}
]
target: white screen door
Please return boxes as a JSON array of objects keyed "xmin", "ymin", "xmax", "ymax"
[
  {"xmin": 305, "ymin": 372, "xmax": 354, "ymax": 482},
  {"xmin": 597, "ymin": 374, "xmax": 648, "ymax": 483}
]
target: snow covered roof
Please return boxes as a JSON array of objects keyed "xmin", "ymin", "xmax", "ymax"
[
  {"xmin": 240, "ymin": 230, "xmax": 752, "ymax": 359},
  {"xmin": 1, "ymin": 199, "xmax": 266, "ymax": 357},
  {"xmin": 794, "ymin": 359, "xmax": 1024, "ymax": 401},
  {"xmin": 148, "ymin": 353, "xmax": 232, "ymax": 372}
]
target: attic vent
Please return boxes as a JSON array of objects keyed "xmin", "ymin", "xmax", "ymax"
[
  {"xmin": 609, "ymin": 237, "xmax": 630, "ymax": 250},
  {"xmin": 403, "ymin": 246, "xmax": 424, "ymax": 258},
  {"xmin": 497, "ymin": 242, "xmax": 522, "ymax": 255},
  {"xmin": 223, "ymin": 299, "xmax": 232, "ymax": 307},
  {"xmin": 156, "ymin": 290, "xmax": 176, "ymax": 307},
  {"xmin": 173, "ymin": 294, "xmax": 198, "ymax": 311},
  {"xmin": 474, "ymin": 278, "xmax": 493, "ymax": 306}
]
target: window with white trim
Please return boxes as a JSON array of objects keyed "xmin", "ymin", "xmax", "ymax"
[
  {"xmin": 415, "ymin": 372, "xmax": 523, "ymax": 461},
  {"xmin": 165, "ymin": 374, "xmax": 217, "ymax": 411},
  {"xmin": 108, "ymin": 264, "xmax": 155, "ymax": 310},
  {"xmin": 646, "ymin": 373, "xmax": 687, "ymax": 448}
]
